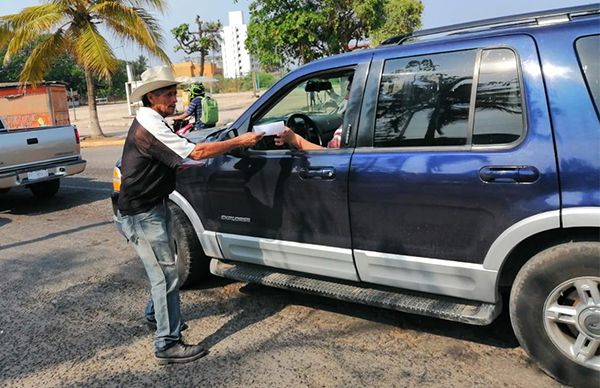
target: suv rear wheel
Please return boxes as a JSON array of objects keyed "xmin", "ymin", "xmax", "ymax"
[
  {"xmin": 168, "ymin": 202, "xmax": 210, "ymax": 288},
  {"xmin": 510, "ymin": 241, "xmax": 600, "ymax": 388}
]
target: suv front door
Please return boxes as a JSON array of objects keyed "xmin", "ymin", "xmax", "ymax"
[{"xmin": 201, "ymin": 65, "xmax": 369, "ymax": 281}]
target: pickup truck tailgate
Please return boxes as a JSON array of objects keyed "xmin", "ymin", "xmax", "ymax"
[{"xmin": 0, "ymin": 126, "xmax": 80, "ymax": 172}]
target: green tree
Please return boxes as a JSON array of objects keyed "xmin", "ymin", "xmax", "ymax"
[
  {"xmin": 1, "ymin": 39, "xmax": 86, "ymax": 96},
  {"xmin": 0, "ymin": 1, "xmax": 170, "ymax": 138},
  {"xmin": 242, "ymin": 0, "xmax": 422, "ymax": 69},
  {"xmin": 130, "ymin": 54, "xmax": 149, "ymax": 80},
  {"xmin": 96, "ymin": 60, "xmax": 128, "ymax": 99},
  {"xmin": 370, "ymin": 0, "xmax": 423, "ymax": 46},
  {"xmin": 172, "ymin": 17, "xmax": 222, "ymax": 76}
]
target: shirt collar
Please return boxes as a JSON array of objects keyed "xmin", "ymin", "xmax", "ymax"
[{"xmin": 137, "ymin": 106, "xmax": 167, "ymax": 123}]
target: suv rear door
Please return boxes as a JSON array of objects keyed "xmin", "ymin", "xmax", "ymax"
[{"xmin": 349, "ymin": 35, "xmax": 559, "ymax": 302}]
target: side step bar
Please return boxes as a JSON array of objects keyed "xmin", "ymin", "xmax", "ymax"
[{"xmin": 210, "ymin": 260, "xmax": 501, "ymax": 326}]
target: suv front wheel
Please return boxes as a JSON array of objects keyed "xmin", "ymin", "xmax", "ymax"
[
  {"xmin": 168, "ymin": 202, "xmax": 211, "ymax": 288},
  {"xmin": 510, "ymin": 241, "xmax": 600, "ymax": 388}
]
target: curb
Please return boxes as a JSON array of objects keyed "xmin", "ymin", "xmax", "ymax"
[{"xmin": 80, "ymin": 137, "xmax": 125, "ymax": 148}]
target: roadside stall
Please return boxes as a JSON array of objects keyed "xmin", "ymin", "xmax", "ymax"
[{"xmin": 0, "ymin": 81, "xmax": 70, "ymax": 129}]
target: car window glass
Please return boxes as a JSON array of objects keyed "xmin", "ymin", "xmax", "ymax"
[
  {"xmin": 575, "ymin": 35, "xmax": 600, "ymax": 115},
  {"xmin": 473, "ymin": 49, "xmax": 524, "ymax": 145},
  {"xmin": 251, "ymin": 73, "xmax": 353, "ymax": 150},
  {"xmin": 258, "ymin": 76, "xmax": 349, "ymax": 123},
  {"xmin": 374, "ymin": 50, "xmax": 476, "ymax": 148}
]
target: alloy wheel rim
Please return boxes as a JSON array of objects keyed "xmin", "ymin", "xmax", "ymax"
[{"xmin": 543, "ymin": 276, "xmax": 600, "ymax": 370}]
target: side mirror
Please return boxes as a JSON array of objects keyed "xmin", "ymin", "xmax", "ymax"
[{"xmin": 217, "ymin": 127, "xmax": 238, "ymax": 141}]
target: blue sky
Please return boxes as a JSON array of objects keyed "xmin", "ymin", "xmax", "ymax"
[{"xmin": 0, "ymin": 0, "xmax": 595, "ymax": 63}]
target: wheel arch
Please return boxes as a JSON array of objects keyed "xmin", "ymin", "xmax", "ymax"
[
  {"xmin": 497, "ymin": 226, "xmax": 600, "ymax": 291},
  {"xmin": 483, "ymin": 207, "xmax": 600, "ymax": 294},
  {"xmin": 168, "ymin": 190, "xmax": 223, "ymax": 259}
]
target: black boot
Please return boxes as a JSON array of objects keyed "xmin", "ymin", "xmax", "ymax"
[{"xmin": 155, "ymin": 341, "xmax": 209, "ymax": 365}]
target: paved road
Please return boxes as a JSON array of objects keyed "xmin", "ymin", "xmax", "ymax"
[{"xmin": 0, "ymin": 146, "xmax": 562, "ymax": 387}]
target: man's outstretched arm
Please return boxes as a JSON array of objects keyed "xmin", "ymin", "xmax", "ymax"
[{"xmin": 188, "ymin": 132, "xmax": 264, "ymax": 160}]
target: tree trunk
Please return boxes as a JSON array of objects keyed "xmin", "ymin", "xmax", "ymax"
[
  {"xmin": 84, "ymin": 67, "xmax": 104, "ymax": 138},
  {"xmin": 199, "ymin": 52, "xmax": 205, "ymax": 76}
]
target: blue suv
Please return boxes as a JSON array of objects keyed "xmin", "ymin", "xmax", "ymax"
[{"xmin": 113, "ymin": 5, "xmax": 599, "ymax": 386}]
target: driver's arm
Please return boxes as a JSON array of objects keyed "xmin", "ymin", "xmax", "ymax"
[{"xmin": 275, "ymin": 127, "xmax": 323, "ymax": 150}]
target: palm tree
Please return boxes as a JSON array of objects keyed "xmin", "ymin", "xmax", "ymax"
[{"xmin": 0, "ymin": 0, "xmax": 171, "ymax": 138}]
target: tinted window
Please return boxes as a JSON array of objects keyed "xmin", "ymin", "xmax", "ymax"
[
  {"xmin": 374, "ymin": 50, "xmax": 476, "ymax": 147},
  {"xmin": 473, "ymin": 49, "xmax": 523, "ymax": 145},
  {"xmin": 576, "ymin": 35, "xmax": 600, "ymax": 114}
]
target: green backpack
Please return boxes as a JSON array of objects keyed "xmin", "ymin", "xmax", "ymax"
[{"xmin": 201, "ymin": 95, "xmax": 219, "ymax": 126}]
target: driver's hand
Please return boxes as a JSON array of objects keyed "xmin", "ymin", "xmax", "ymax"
[
  {"xmin": 236, "ymin": 131, "xmax": 264, "ymax": 148},
  {"xmin": 274, "ymin": 126, "xmax": 296, "ymax": 147}
]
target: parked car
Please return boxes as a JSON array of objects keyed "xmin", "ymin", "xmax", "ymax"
[
  {"xmin": 0, "ymin": 118, "xmax": 85, "ymax": 198},
  {"xmin": 113, "ymin": 6, "xmax": 599, "ymax": 387}
]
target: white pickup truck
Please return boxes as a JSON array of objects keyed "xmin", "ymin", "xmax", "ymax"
[{"xmin": 0, "ymin": 117, "xmax": 86, "ymax": 198}]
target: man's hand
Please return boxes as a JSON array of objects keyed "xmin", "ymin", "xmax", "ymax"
[
  {"xmin": 189, "ymin": 131, "xmax": 264, "ymax": 160},
  {"xmin": 236, "ymin": 131, "xmax": 265, "ymax": 148},
  {"xmin": 274, "ymin": 127, "xmax": 297, "ymax": 147}
]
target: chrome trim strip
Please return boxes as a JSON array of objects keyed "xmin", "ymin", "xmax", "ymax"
[
  {"xmin": 482, "ymin": 210, "xmax": 560, "ymax": 271},
  {"xmin": 354, "ymin": 250, "xmax": 498, "ymax": 303},
  {"xmin": 216, "ymin": 233, "xmax": 359, "ymax": 281},
  {"xmin": 0, "ymin": 156, "xmax": 81, "ymax": 174},
  {"xmin": 562, "ymin": 207, "xmax": 600, "ymax": 228},
  {"xmin": 168, "ymin": 191, "xmax": 223, "ymax": 259}
]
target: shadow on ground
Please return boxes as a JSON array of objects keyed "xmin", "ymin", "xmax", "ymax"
[
  {"xmin": 0, "ymin": 176, "xmax": 110, "ymax": 215},
  {"xmin": 0, "ymin": 245, "xmax": 526, "ymax": 387},
  {"xmin": 231, "ymin": 282, "xmax": 519, "ymax": 349}
]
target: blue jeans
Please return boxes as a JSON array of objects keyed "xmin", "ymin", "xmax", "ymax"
[{"xmin": 118, "ymin": 201, "xmax": 182, "ymax": 352}]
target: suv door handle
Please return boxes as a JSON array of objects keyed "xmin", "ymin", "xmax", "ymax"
[
  {"xmin": 298, "ymin": 167, "xmax": 336, "ymax": 180},
  {"xmin": 479, "ymin": 166, "xmax": 539, "ymax": 183}
]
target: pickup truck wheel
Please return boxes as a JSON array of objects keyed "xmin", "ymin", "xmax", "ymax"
[
  {"xmin": 29, "ymin": 179, "xmax": 60, "ymax": 198},
  {"xmin": 168, "ymin": 202, "xmax": 210, "ymax": 288},
  {"xmin": 510, "ymin": 242, "xmax": 600, "ymax": 388}
]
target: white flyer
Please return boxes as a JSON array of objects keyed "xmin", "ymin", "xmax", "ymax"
[{"xmin": 253, "ymin": 121, "xmax": 285, "ymax": 136}]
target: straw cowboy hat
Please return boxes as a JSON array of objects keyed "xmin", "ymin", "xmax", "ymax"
[{"xmin": 130, "ymin": 65, "xmax": 180, "ymax": 102}]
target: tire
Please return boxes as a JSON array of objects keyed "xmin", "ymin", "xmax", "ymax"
[
  {"xmin": 510, "ymin": 241, "xmax": 600, "ymax": 388},
  {"xmin": 168, "ymin": 202, "xmax": 211, "ymax": 288},
  {"xmin": 29, "ymin": 179, "xmax": 60, "ymax": 198},
  {"xmin": 0, "ymin": 188, "xmax": 9, "ymax": 194}
]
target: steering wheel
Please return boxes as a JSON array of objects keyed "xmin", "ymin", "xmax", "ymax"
[{"xmin": 286, "ymin": 113, "xmax": 323, "ymax": 147}]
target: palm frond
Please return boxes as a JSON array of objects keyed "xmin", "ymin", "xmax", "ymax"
[
  {"xmin": 126, "ymin": 0, "xmax": 168, "ymax": 14},
  {"xmin": 71, "ymin": 21, "xmax": 118, "ymax": 79},
  {"xmin": 3, "ymin": 4, "xmax": 66, "ymax": 28},
  {"xmin": 3, "ymin": 28, "xmax": 40, "ymax": 65},
  {"xmin": 92, "ymin": 2, "xmax": 171, "ymax": 64},
  {"xmin": 19, "ymin": 30, "xmax": 68, "ymax": 84},
  {"xmin": 0, "ymin": 21, "xmax": 13, "ymax": 50},
  {"xmin": 2, "ymin": 5, "xmax": 67, "ymax": 64}
]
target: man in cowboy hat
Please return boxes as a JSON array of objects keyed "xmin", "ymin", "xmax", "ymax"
[{"xmin": 117, "ymin": 66, "xmax": 263, "ymax": 365}]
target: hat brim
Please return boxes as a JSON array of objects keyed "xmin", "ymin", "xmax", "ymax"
[{"xmin": 130, "ymin": 80, "xmax": 180, "ymax": 102}]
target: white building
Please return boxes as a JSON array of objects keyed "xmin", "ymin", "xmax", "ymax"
[{"xmin": 221, "ymin": 11, "xmax": 252, "ymax": 79}]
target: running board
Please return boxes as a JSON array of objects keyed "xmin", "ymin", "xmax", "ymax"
[{"xmin": 210, "ymin": 260, "xmax": 501, "ymax": 325}]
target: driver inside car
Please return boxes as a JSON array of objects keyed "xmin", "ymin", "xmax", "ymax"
[{"xmin": 275, "ymin": 76, "xmax": 353, "ymax": 150}]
